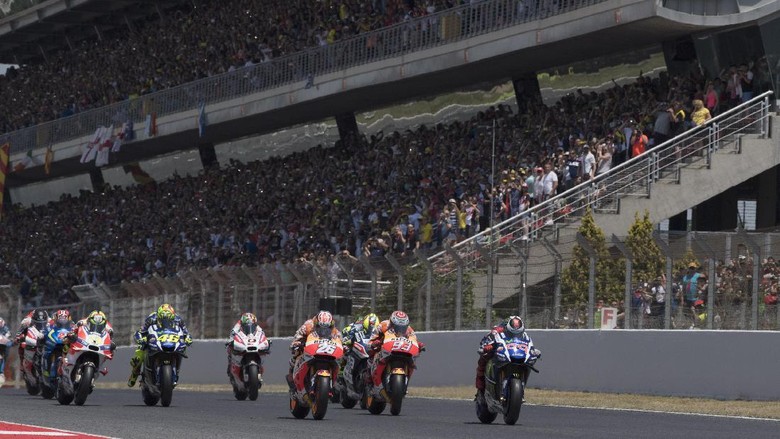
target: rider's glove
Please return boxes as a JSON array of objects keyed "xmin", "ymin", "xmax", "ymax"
[
  {"xmin": 184, "ymin": 335, "xmax": 193, "ymax": 346},
  {"xmin": 110, "ymin": 342, "xmax": 116, "ymax": 353},
  {"xmin": 66, "ymin": 332, "xmax": 77, "ymax": 343},
  {"xmin": 419, "ymin": 342, "xmax": 426, "ymax": 352},
  {"xmin": 531, "ymin": 348, "xmax": 541, "ymax": 358}
]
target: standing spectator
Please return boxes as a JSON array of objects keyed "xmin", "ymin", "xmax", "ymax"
[
  {"xmin": 704, "ymin": 82, "xmax": 719, "ymax": 116},
  {"xmin": 690, "ymin": 99, "xmax": 712, "ymax": 127},
  {"xmin": 630, "ymin": 128, "xmax": 648, "ymax": 159},
  {"xmin": 540, "ymin": 161, "xmax": 558, "ymax": 226},
  {"xmin": 581, "ymin": 144, "xmax": 596, "ymax": 181},
  {"xmin": 681, "ymin": 263, "xmax": 703, "ymax": 329},
  {"xmin": 652, "ymin": 103, "xmax": 673, "ymax": 146},
  {"xmin": 595, "ymin": 142, "xmax": 612, "ymax": 177},
  {"xmin": 404, "ymin": 223, "xmax": 420, "ymax": 256},
  {"xmin": 739, "ymin": 63, "xmax": 754, "ymax": 102}
]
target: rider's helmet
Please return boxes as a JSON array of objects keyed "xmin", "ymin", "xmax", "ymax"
[
  {"xmin": 156, "ymin": 304, "xmax": 176, "ymax": 328},
  {"xmin": 32, "ymin": 310, "xmax": 49, "ymax": 331},
  {"xmin": 313, "ymin": 310, "xmax": 334, "ymax": 338},
  {"xmin": 54, "ymin": 309, "xmax": 72, "ymax": 328},
  {"xmin": 86, "ymin": 310, "xmax": 107, "ymax": 333},
  {"xmin": 505, "ymin": 315, "xmax": 525, "ymax": 337},
  {"xmin": 240, "ymin": 312, "xmax": 258, "ymax": 335},
  {"xmin": 389, "ymin": 311, "xmax": 410, "ymax": 335},
  {"xmin": 362, "ymin": 313, "xmax": 378, "ymax": 333}
]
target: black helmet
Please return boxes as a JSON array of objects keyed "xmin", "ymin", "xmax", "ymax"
[{"xmin": 33, "ymin": 310, "xmax": 49, "ymax": 331}]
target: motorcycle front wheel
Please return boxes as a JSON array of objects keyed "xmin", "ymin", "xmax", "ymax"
[
  {"xmin": 159, "ymin": 364, "xmax": 174, "ymax": 407},
  {"xmin": 25, "ymin": 379, "xmax": 39, "ymax": 395},
  {"xmin": 246, "ymin": 364, "xmax": 260, "ymax": 401},
  {"xmin": 311, "ymin": 375, "xmax": 331, "ymax": 420},
  {"xmin": 290, "ymin": 396, "xmax": 310, "ymax": 419},
  {"xmin": 74, "ymin": 365, "xmax": 94, "ymax": 406},
  {"xmin": 388, "ymin": 374, "xmax": 405, "ymax": 416},
  {"xmin": 502, "ymin": 377, "xmax": 524, "ymax": 425}
]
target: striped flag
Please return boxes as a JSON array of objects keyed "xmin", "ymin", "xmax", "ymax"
[{"xmin": 0, "ymin": 143, "xmax": 9, "ymax": 219}]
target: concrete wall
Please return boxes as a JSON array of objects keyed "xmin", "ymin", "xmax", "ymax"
[{"xmin": 103, "ymin": 330, "xmax": 780, "ymax": 400}]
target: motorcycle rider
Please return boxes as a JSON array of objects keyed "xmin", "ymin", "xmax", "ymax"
[
  {"xmin": 475, "ymin": 315, "xmax": 541, "ymax": 405},
  {"xmin": 367, "ymin": 310, "xmax": 424, "ymax": 398},
  {"xmin": 286, "ymin": 310, "xmax": 340, "ymax": 391},
  {"xmin": 127, "ymin": 304, "xmax": 192, "ymax": 387},
  {"xmin": 340, "ymin": 313, "xmax": 379, "ymax": 375},
  {"xmin": 226, "ymin": 312, "xmax": 268, "ymax": 383},
  {"xmin": 65, "ymin": 311, "xmax": 116, "ymax": 359},
  {"xmin": 15, "ymin": 310, "xmax": 48, "ymax": 370},
  {"xmin": 42, "ymin": 310, "xmax": 76, "ymax": 378}
]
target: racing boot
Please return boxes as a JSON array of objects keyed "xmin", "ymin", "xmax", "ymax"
[
  {"xmin": 286, "ymin": 373, "xmax": 296, "ymax": 392},
  {"xmin": 127, "ymin": 356, "xmax": 141, "ymax": 387},
  {"xmin": 475, "ymin": 390, "xmax": 486, "ymax": 406}
]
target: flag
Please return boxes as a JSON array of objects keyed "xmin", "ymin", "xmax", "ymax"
[
  {"xmin": 122, "ymin": 163, "xmax": 155, "ymax": 186},
  {"xmin": 44, "ymin": 147, "xmax": 54, "ymax": 175},
  {"xmin": 80, "ymin": 127, "xmax": 104, "ymax": 164},
  {"xmin": 0, "ymin": 143, "xmax": 9, "ymax": 219},
  {"xmin": 13, "ymin": 150, "xmax": 39, "ymax": 172},
  {"xmin": 144, "ymin": 112, "xmax": 157, "ymax": 138},
  {"xmin": 197, "ymin": 101, "xmax": 207, "ymax": 138}
]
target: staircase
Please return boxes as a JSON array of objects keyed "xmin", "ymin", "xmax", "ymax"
[{"xmin": 437, "ymin": 92, "xmax": 777, "ymax": 309}]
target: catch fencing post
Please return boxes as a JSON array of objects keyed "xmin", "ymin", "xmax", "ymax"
[
  {"xmin": 541, "ymin": 238, "xmax": 563, "ymax": 325},
  {"xmin": 445, "ymin": 243, "xmax": 465, "ymax": 330},
  {"xmin": 510, "ymin": 241, "xmax": 529, "ymax": 323},
  {"xmin": 576, "ymin": 233, "xmax": 598, "ymax": 329},
  {"xmin": 262, "ymin": 263, "xmax": 281, "ymax": 338},
  {"xmin": 739, "ymin": 230, "xmax": 761, "ymax": 330},
  {"xmin": 286, "ymin": 263, "xmax": 307, "ymax": 325},
  {"xmin": 692, "ymin": 235, "xmax": 717, "ymax": 329},
  {"xmin": 358, "ymin": 256, "xmax": 378, "ymax": 310},
  {"xmin": 240, "ymin": 265, "xmax": 260, "ymax": 320},
  {"xmin": 612, "ymin": 235, "xmax": 634, "ymax": 329},
  {"xmin": 475, "ymin": 241, "xmax": 495, "ymax": 328},
  {"xmin": 385, "ymin": 253, "xmax": 404, "ymax": 311},
  {"xmin": 415, "ymin": 249, "xmax": 433, "ymax": 331},
  {"xmin": 653, "ymin": 233, "xmax": 674, "ymax": 329}
]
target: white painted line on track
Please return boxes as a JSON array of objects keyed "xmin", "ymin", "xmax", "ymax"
[{"xmin": 407, "ymin": 396, "xmax": 780, "ymax": 422}]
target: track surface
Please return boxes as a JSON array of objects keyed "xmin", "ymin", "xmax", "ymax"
[{"xmin": 0, "ymin": 388, "xmax": 777, "ymax": 439}]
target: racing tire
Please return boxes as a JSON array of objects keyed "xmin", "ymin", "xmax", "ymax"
[
  {"xmin": 388, "ymin": 374, "xmax": 405, "ymax": 416},
  {"xmin": 40, "ymin": 383, "xmax": 55, "ymax": 399},
  {"xmin": 234, "ymin": 385, "xmax": 248, "ymax": 401},
  {"xmin": 290, "ymin": 396, "xmax": 310, "ymax": 419},
  {"xmin": 142, "ymin": 385, "xmax": 159, "ymax": 406},
  {"xmin": 246, "ymin": 364, "xmax": 260, "ymax": 401},
  {"xmin": 159, "ymin": 364, "xmax": 174, "ymax": 407},
  {"xmin": 311, "ymin": 375, "xmax": 331, "ymax": 420},
  {"xmin": 502, "ymin": 377, "xmax": 524, "ymax": 425},
  {"xmin": 56, "ymin": 376, "xmax": 74, "ymax": 405},
  {"xmin": 74, "ymin": 365, "xmax": 94, "ymax": 406},
  {"xmin": 367, "ymin": 394, "xmax": 386, "ymax": 415},
  {"xmin": 360, "ymin": 390, "xmax": 368, "ymax": 410},
  {"xmin": 476, "ymin": 399, "xmax": 497, "ymax": 424},
  {"xmin": 25, "ymin": 380, "xmax": 40, "ymax": 396},
  {"xmin": 340, "ymin": 392, "xmax": 358, "ymax": 409}
]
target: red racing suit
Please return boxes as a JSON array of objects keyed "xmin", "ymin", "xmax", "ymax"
[
  {"xmin": 475, "ymin": 323, "xmax": 507, "ymax": 391},
  {"xmin": 288, "ymin": 319, "xmax": 341, "ymax": 391},
  {"xmin": 368, "ymin": 320, "xmax": 421, "ymax": 387}
]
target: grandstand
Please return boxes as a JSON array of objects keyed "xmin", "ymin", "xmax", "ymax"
[{"xmin": 1, "ymin": 0, "xmax": 780, "ymax": 342}]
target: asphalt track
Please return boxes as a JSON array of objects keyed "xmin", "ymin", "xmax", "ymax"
[{"xmin": 1, "ymin": 388, "xmax": 778, "ymax": 439}]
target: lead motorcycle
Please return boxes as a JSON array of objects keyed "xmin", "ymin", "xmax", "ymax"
[
  {"xmin": 39, "ymin": 326, "xmax": 70, "ymax": 399},
  {"xmin": 289, "ymin": 331, "xmax": 343, "ymax": 420},
  {"xmin": 475, "ymin": 332, "xmax": 540, "ymax": 425},
  {"xmin": 56, "ymin": 324, "xmax": 113, "ymax": 405},
  {"xmin": 366, "ymin": 330, "xmax": 422, "ymax": 416},
  {"xmin": 0, "ymin": 332, "xmax": 12, "ymax": 388},
  {"xmin": 335, "ymin": 331, "xmax": 372, "ymax": 409},
  {"xmin": 18, "ymin": 326, "xmax": 44, "ymax": 395},
  {"xmin": 228, "ymin": 327, "xmax": 271, "ymax": 401},
  {"xmin": 139, "ymin": 323, "xmax": 188, "ymax": 407}
]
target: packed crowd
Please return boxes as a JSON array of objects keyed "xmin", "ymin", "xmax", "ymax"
[
  {"xmin": 0, "ymin": 0, "xmax": 459, "ymax": 134},
  {"xmin": 1, "ymin": 43, "xmax": 772, "ymax": 307}
]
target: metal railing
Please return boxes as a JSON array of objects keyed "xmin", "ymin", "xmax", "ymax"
[
  {"xmin": 0, "ymin": 0, "xmax": 610, "ymax": 155},
  {"xmin": 428, "ymin": 91, "xmax": 774, "ymax": 276}
]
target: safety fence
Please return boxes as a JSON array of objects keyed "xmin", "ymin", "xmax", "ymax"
[{"xmin": 0, "ymin": 0, "xmax": 610, "ymax": 155}]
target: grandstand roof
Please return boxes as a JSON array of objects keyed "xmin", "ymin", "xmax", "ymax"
[{"xmin": 0, "ymin": 0, "xmax": 187, "ymax": 64}]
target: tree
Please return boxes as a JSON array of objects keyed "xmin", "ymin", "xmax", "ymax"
[
  {"xmin": 561, "ymin": 208, "xmax": 623, "ymax": 307},
  {"xmin": 625, "ymin": 210, "xmax": 664, "ymax": 287}
]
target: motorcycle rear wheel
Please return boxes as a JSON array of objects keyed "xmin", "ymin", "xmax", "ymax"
[
  {"xmin": 142, "ymin": 384, "xmax": 159, "ymax": 406},
  {"xmin": 311, "ymin": 375, "xmax": 331, "ymax": 420},
  {"xmin": 340, "ymin": 391, "xmax": 358, "ymax": 409},
  {"xmin": 367, "ymin": 394, "xmax": 386, "ymax": 415},
  {"xmin": 74, "ymin": 365, "xmax": 94, "ymax": 406},
  {"xmin": 159, "ymin": 364, "xmax": 174, "ymax": 407},
  {"xmin": 40, "ymin": 383, "xmax": 54, "ymax": 399},
  {"xmin": 388, "ymin": 374, "xmax": 406, "ymax": 416},
  {"xmin": 56, "ymin": 376, "xmax": 74, "ymax": 405},
  {"xmin": 233, "ymin": 385, "xmax": 248, "ymax": 401},
  {"xmin": 476, "ymin": 399, "xmax": 497, "ymax": 424},
  {"xmin": 246, "ymin": 364, "xmax": 260, "ymax": 401},
  {"xmin": 502, "ymin": 377, "xmax": 524, "ymax": 425}
]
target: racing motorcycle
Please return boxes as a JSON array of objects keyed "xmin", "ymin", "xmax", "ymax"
[
  {"xmin": 18, "ymin": 326, "xmax": 44, "ymax": 395},
  {"xmin": 39, "ymin": 326, "xmax": 70, "ymax": 399},
  {"xmin": 335, "ymin": 331, "xmax": 372, "ymax": 409},
  {"xmin": 475, "ymin": 332, "xmax": 539, "ymax": 425},
  {"xmin": 228, "ymin": 328, "xmax": 271, "ymax": 401},
  {"xmin": 289, "ymin": 331, "xmax": 343, "ymax": 420},
  {"xmin": 0, "ymin": 332, "xmax": 12, "ymax": 388},
  {"xmin": 56, "ymin": 325, "xmax": 113, "ymax": 405},
  {"xmin": 366, "ymin": 330, "xmax": 422, "ymax": 416},
  {"xmin": 139, "ymin": 323, "xmax": 188, "ymax": 407}
]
